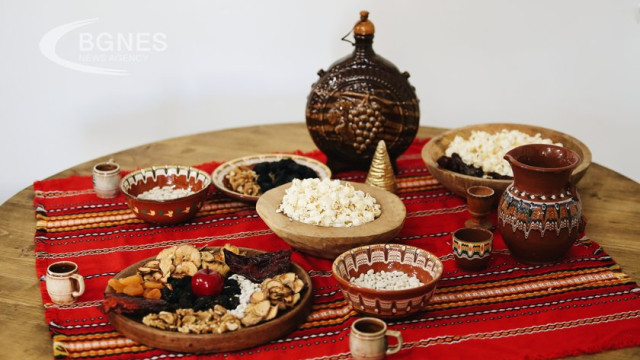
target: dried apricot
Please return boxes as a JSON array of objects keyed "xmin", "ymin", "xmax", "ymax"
[
  {"xmin": 119, "ymin": 274, "xmax": 143, "ymax": 286},
  {"xmin": 143, "ymin": 281, "xmax": 164, "ymax": 290},
  {"xmin": 123, "ymin": 283, "xmax": 144, "ymax": 297},
  {"xmin": 143, "ymin": 288, "xmax": 162, "ymax": 300},
  {"xmin": 108, "ymin": 278, "xmax": 126, "ymax": 293}
]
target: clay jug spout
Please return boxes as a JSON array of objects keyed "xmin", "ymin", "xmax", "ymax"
[{"xmin": 503, "ymin": 153, "xmax": 516, "ymax": 165}]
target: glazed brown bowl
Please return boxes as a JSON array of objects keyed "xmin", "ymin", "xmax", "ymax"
[
  {"xmin": 421, "ymin": 123, "xmax": 591, "ymax": 198},
  {"xmin": 256, "ymin": 181, "xmax": 406, "ymax": 259},
  {"xmin": 332, "ymin": 244, "xmax": 443, "ymax": 318},
  {"xmin": 121, "ymin": 166, "xmax": 211, "ymax": 225}
]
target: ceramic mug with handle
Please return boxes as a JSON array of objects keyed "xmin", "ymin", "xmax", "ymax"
[
  {"xmin": 46, "ymin": 261, "xmax": 85, "ymax": 304},
  {"xmin": 350, "ymin": 317, "xmax": 402, "ymax": 360}
]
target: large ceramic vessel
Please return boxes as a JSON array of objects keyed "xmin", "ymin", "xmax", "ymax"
[
  {"xmin": 306, "ymin": 11, "xmax": 420, "ymax": 171},
  {"xmin": 497, "ymin": 144, "xmax": 586, "ymax": 264}
]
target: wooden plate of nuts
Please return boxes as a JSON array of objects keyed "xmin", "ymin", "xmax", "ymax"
[
  {"xmin": 211, "ymin": 154, "xmax": 332, "ymax": 203},
  {"xmin": 103, "ymin": 245, "xmax": 313, "ymax": 353}
]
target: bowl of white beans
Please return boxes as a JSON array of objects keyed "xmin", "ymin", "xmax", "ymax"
[
  {"xmin": 120, "ymin": 165, "xmax": 211, "ymax": 225},
  {"xmin": 332, "ymin": 243, "xmax": 443, "ymax": 318}
]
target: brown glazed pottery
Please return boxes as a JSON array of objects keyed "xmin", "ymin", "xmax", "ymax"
[
  {"xmin": 121, "ymin": 166, "xmax": 211, "ymax": 225},
  {"xmin": 465, "ymin": 185, "xmax": 495, "ymax": 229},
  {"xmin": 332, "ymin": 244, "xmax": 443, "ymax": 318},
  {"xmin": 452, "ymin": 228, "xmax": 493, "ymax": 272},
  {"xmin": 498, "ymin": 144, "xmax": 586, "ymax": 264},
  {"xmin": 306, "ymin": 11, "xmax": 419, "ymax": 171}
]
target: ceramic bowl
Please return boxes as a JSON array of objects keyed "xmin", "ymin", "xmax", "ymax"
[
  {"xmin": 121, "ymin": 166, "xmax": 211, "ymax": 225},
  {"xmin": 421, "ymin": 123, "xmax": 591, "ymax": 198},
  {"xmin": 256, "ymin": 181, "xmax": 406, "ymax": 259},
  {"xmin": 211, "ymin": 154, "xmax": 332, "ymax": 203},
  {"xmin": 332, "ymin": 244, "xmax": 443, "ymax": 318}
]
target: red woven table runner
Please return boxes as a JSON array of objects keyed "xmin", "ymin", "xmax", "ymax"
[{"xmin": 33, "ymin": 139, "xmax": 640, "ymax": 360}]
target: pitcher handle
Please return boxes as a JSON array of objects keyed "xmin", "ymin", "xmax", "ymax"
[
  {"xmin": 70, "ymin": 274, "xmax": 85, "ymax": 299},
  {"xmin": 386, "ymin": 330, "xmax": 403, "ymax": 355}
]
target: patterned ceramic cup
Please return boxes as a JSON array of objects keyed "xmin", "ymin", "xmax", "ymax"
[
  {"xmin": 452, "ymin": 227, "xmax": 493, "ymax": 272},
  {"xmin": 45, "ymin": 261, "xmax": 85, "ymax": 304},
  {"xmin": 350, "ymin": 317, "xmax": 402, "ymax": 360},
  {"xmin": 93, "ymin": 159, "xmax": 121, "ymax": 198}
]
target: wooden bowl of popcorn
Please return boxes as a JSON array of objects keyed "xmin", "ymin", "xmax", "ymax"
[
  {"xmin": 421, "ymin": 123, "xmax": 591, "ymax": 199},
  {"xmin": 332, "ymin": 244, "xmax": 443, "ymax": 318},
  {"xmin": 256, "ymin": 179, "xmax": 406, "ymax": 259},
  {"xmin": 121, "ymin": 165, "xmax": 211, "ymax": 225}
]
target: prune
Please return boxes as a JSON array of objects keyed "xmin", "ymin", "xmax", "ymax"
[{"xmin": 253, "ymin": 159, "xmax": 318, "ymax": 192}]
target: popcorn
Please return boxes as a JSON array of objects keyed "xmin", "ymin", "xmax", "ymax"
[
  {"xmin": 277, "ymin": 179, "xmax": 381, "ymax": 227},
  {"xmin": 445, "ymin": 129, "xmax": 562, "ymax": 177}
]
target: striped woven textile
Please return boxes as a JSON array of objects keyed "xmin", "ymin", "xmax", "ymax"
[{"xmin": 33, "ymin": 138, "xmax": 640, "ymax": 360}]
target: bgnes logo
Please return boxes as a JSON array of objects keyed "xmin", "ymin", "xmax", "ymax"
[{"xmin": 39, "ymin": 18, "xmax": 167, "ymax": 76}]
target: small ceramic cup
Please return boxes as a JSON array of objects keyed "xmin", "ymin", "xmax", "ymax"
[
  {"xmin": 93, "ymin": 159, "xmax": 121, "ymax": 198},
  {"xmin": 45, "ymin": 261, "xmax": 85, "ymax": 304},
  {"xmin": 350, "ymin": 317, "xmax": 403, "ymax": 360},
  {"xmin": 452, "ymin": 227, "xmax": 493, "ymax": 272},
  {"xmin": 465, "ymin": 185, "xmax": 495, "ymax": 230}
]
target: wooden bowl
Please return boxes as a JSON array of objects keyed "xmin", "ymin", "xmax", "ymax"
[
  {"xmin": 211, "ymin": 154, "xmax": 332, "ymax": 203},
  {"xmin": 105, "ymin": 247, "xmax": 313, "ymax": 353},
  {"xmin": 421, "ymin": 123, "xmax": 592, "ymax": 198},
  {"xmin": 256, "ymin": 181, "xmax": 406, "ymax": 259},
  {"xmin": 332, "ymin": 244, "xmax": 443, "ymax": 318},
  {"xmin": 120, "ymin": 166, "xmax": 211, "ymax": 224}
]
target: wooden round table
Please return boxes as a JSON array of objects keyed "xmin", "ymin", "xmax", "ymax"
[{"xmin": 0, "ymin": 124, "xmax": 638, "ymax": 359}]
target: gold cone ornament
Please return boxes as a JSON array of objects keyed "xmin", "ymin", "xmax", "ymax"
[{"xmin": 365, "ymin": 140, "xmax": 397, "ymax": 193}]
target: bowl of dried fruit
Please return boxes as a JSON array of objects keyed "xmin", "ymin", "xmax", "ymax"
[
  {"xmin": 120, "ymin": 165, "xmax": 211, "ymax": 225},
  {"xmin": 332, "ymin": 243, "xmax": 443, "ymax": 318},
  {"xmin": 102, "ymin": 244, "xmax": 312, "ymax": 353},
  {"xmin": 256, "ymin": 178, "xmax": 406, "ymax": 259},
  {"xmin": 211, "ymin": 154, "xmax": 332, "ymax": 202},
  {"xmin": 421, "ymin": 123, "xmax": 591, "ymax": 199}
]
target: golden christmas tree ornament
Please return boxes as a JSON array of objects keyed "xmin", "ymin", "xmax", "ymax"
[{"xmin": 365, "ymin": 140, "xmax": 397, "ymax": 193}]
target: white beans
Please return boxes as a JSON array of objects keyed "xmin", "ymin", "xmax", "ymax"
[
  {"xmin": 137, "ymin": 185, "xmax": 195, "ymax": 200},
  {"xmin": 350, "ymin": 269, "xmax": 423, "ymax": 290}
]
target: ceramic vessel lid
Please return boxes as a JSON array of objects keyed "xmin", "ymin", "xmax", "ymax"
[{"xmin": 353, "ymin": 11, "xmax": 375, "ymax": 36}]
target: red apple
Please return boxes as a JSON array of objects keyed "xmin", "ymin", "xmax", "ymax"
[{"xmin": 191, "ymin": 268, "xmax": 224, "ymax": 297}]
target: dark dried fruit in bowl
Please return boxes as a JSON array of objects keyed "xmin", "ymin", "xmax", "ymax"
[
  {"xmin": 253, "ymin": 159, "xmax": 318, "ymax": 192},
  {"xmin": 224, "ymin": 249, "xmax": 292, "ymax": 282}
]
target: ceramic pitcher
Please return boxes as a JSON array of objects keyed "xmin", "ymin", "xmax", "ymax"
[{"xmin": 497, "ymin": 144, "xmax": 586, "ymax": 263}]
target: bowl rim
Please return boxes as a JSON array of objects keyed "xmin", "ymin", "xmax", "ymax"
[
  {"xmin": 421, "ymin": 122, "xmax": 592, "ymax": 185},
  {"xmin": 120, "ymin": 165, "xmax": 212, "ymax": 203},
  {"xmin": 211, "ymin": 153, "xmax": 332, "ymax": 202},
  {"xmin": 331, "ymin": 243, "xmax": 443, "ymax": 295}
]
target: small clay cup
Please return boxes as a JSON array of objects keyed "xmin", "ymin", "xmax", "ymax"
[
  {"xmin": 465, "ymin": 185, "xmax": 495, "ymax": 229},
  {"xmin": 93, "ymin": 159, "xmax": 121, "ymax": 198},
  {"xmin": 350, "ymin": 317, "xmax": 402, "ymax": 360},
  {"xmin": 452, "ymin": 227, "xmax": 493, "ymax": 272},
  {"xmin": 45, "ymin": 261, "xmax": 85, "ymax": 304}
]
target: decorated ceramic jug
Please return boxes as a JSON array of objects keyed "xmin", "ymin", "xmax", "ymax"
[
  {"xmin": 306, "ymin": 11, "xmax": 420, "ymax": 171},
  {"xmin": 497, "ymin": 144, "xmax": 586, "ymax": 264}
]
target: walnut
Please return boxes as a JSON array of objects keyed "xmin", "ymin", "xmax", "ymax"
[
  {"xmin": 226, "ymin": 166, "xmax": 260, "ymax": 195},
  {"xmin": 144, "ymin": 308, "xmax": 242, "ymax": 334}
]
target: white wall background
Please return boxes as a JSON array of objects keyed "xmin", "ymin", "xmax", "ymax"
[{"xmin": 1, "ymin": 0, "xmax": 639, "ymax": 204}]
